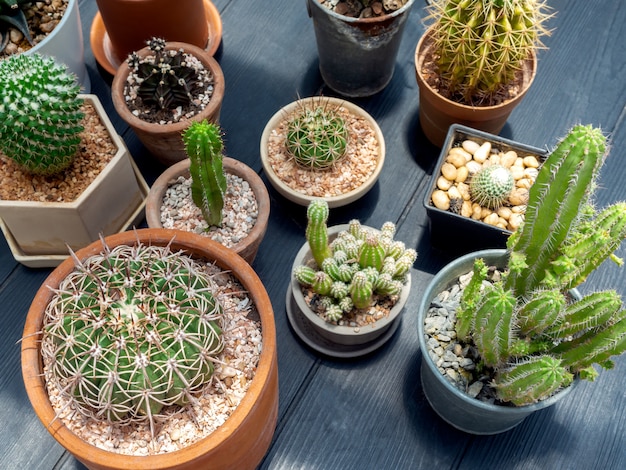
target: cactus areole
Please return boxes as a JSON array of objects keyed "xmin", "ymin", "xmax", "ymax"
[{"xmin": 41, "ymin": 240, "xmax": 225, "ymax": 437}]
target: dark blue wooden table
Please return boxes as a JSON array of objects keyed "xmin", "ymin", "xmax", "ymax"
[{"xmin": 2, "ymin": 1, "xmax": 625, "ymax": 469}]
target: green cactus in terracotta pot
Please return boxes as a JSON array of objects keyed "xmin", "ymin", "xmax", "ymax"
[
  {"xmin": 0, "ymin": 53, "xmax": 84, "ymax": 175},
  {"xmin": 425, "ymin": 0, "xmax": 553, "ymax": 104},
  {"xmin": 183, "ymin": 119, "xmax": 227, "ymax": 227},
  {"xmin": 293, "ymin": 199, "xmax": 417, "ymax": 322},
  {"xmin": 454, "ymin": 124, "xmax": 626, "ymax": 406},
  {"xmin": 41, "ymin": 238, "xmax": 224, "ymax": 437}
]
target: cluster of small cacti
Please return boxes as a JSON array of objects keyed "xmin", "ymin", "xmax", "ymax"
[
  {"xmin": 0, "ymin": 53, "xmax": 84, "ymax": 176},
  {"xmin": 184, "ymin": 119, "xmax": 227, "ymax": 227},
  {"xmin": 468, "ymin": 164, "xmax": 514, "ymax": 209},
  {"xmin": 127, "ymin": 37, "xmax": 207, "ymax": 111},
  {"xmin": 285, "ymin": 101, "xmax": 350, "ymax": 169},
  {"xmin": 425, "ymin": 0, "xmax": 552, "ymax": 103},
  {"xmin": 455, "ymin": 125, "xmax": 626, "ymax": 406},
  {"xmin": 0, "ymin": 0, "xmax": 32, "ymax": 53},
  {"xmin": 42, "ymin": 240, "xmax": 225, "ymax": 436},
  {"xmin": 294, "ymin": 199, "xmax": 416, "ymax": 322}
]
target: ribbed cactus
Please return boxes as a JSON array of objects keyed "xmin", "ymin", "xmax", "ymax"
[
  {"xmin": 42, "ymin": 240, "xmax": 224, "ymax": 437},
  {"xmin": 0, "ymin": 0, "xmax": 33, "ymax": 53},
  {"xmin": 285, "ymin": 101, "xmax": 349, "ymax": 169},
  {"xmin": 127, "ymin": 37, "xmax": 205, "ymax": 111},
  {"xmin": 425, "ymin": 0, "xmax": 552, "ymax": 103},
  {"xmin": 454, "ymin": 125, "xmax": 626, "ymax": 406},
  {"xmin": 294, "ymin": 199, "xmax": 416, "ymax": 322},
  {"xmin": 0, "ymin": 53, "xmax": 84, "ymax": 176},
  {"xmin": 469, "ymin": 164, "xmax": 514, "ymax": 209},
  {"xmin": 183, "ymin": 120, "xmax": 227, "ymax": 227}
]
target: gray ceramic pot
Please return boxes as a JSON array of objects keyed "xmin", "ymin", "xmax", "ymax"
[{"xmin": 417, "ymin": 249, "xmax": 577, "ymax": 435}]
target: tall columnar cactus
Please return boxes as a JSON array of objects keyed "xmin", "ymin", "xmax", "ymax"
[
  {"xmin": 42, "ymin": 240, "xmax": 224, "ymax": 437},
  {"xmin": 294, "ymin": 199, "xmax": 417, "ymax": 322},
  {"xmin": 0, "ymin": 53, "xmax": 84, "ymax": 176},
  {"xmin": 183, "ymin": 120, "xmax": 227, "ymax": 227},
  {"xmin": 426, "ymin": 0, "xmax": 552, "ymax": 103},
  {"xmin": 285, "ymin": 101, "xmax": 349, "ymax": 169},
  {"xmin": 455, "ymin": 125, "xmax": 626, "ymax": 406},
  {"xmin": 127, "ymin": 37, "xmax": 206, "ymax": 111}
]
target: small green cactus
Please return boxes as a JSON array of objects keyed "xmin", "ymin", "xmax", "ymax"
[
  {"xmin": 126, "ymin": 37, "xmax": 208, "ymax": 113},
  {"xmin": 453, "ymin": 125, "xmax": 626, "ymax": 406},
  {"xmin": 0, "ymin": 0, "xmax": 33, "ymax": 53},
  {"xmin": 183, "ymin": 120, "xmax": 227, "ymax": 227},
  {"xmin": 285, "ymin": 100, "xmax": 349, "ymax": 169},
  {"xmin": 0, "ymin": 53, "xmax": 84, "ymax": 176},
  {"xmin": 425, "ymin": 0, "xmax": 553, "ymax": 104},
  {"xmin": 42, "ymin": 239, "xmax": 224, "ymax": 437},
  {"xmin": 295, "ymin": 199, "xmax": 416, "ymax": 322},
  {"xmin": 469, "ymin": 164, "xmax": 514, "ymax": 209}
]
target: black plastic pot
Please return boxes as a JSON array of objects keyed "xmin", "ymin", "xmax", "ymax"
[{"xmin": 423, "ymin": 124, "xmax": 547, "ymax": 255}]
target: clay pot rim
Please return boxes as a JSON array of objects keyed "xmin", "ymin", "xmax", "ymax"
[
  {"xmin": 21, "ymin": 228, "xmax": 276, "ymax": 469},
  {"xmin": 414, "ymin": 26, "xmax": 538, "ymax": 112},
  {"xmin": 111, "ymin": 41, "xmax": 225, "ymax": 133}
]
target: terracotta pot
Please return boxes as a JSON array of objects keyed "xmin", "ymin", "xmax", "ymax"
[
  {"xmin": 111, "ymin": 41, "xmax": 225, "ymax": 166},
  {"xmin": 260, "ymin": 96, "xmax": 385, "ymax": 208},
  {"xmin": 21, "ymin": 228, "xmax": 279, "ymax": 470},
  {"xmin": 415, "ymin": 26, "xmax": 537, "ymax": 147},
  {"xmin": 417, "ymin": 249, "xmax": 578, "ymax": 435},
  {"xmin": 289, "ymin": 224, "xmax": 411, "ymax": 349},
  {"xmin": 145, "ymin": 157, "xmax": 271, "ymax": 264},
  {"xmin": 0, "ymin": 94, "xmax": 148, "ymax": 267},
  {"xmin": 94, "ymin": 0, "xmax": 216, "ymax": 64}
]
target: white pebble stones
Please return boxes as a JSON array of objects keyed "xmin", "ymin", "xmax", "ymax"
[{"xmin": 431, "ymin": 139, "xmax": 542, "ymax": 232}]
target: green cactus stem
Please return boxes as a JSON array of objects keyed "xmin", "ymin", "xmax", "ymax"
[
  {"xmin": 183, "ymin": 120, "xmax": 227, "ymax": 227},
  {"xmin": 426, "ymin": 0, "xmax": 553, "ymax": 104},
  {"xmin": 0, "ymin": 53, "xmax": 84, "ymax": 176},
  {"xmin": 306, "ymin": 199, "xmax": 333, "ymax": 266},
  {"xmin": 494, "ymin": 356, "xmax": 573, "ymax": 406},
  {"xmin": 516, "ymin": 288, "xmax": 566, "ymax": 336},
  {"xmin": 349, "ymin": 271, "xmax": 373, "ymax": 309},
  {"xmin": 42, "ymin": 240, "xmax": 224, "ymax": 437},
  {"xmin": 506, "ymin": 124, "xmax": 608, "ymax": 296},
  {"xmin": 469, "ymin": 164, "xmax": 515, "ymax": 210},
  {"xmin": 285, "ymin": 101, "xmax": 349, "ymax": 169},
  {"xmin": 456, "ymin": 257, "xmax": 488, "ymax": 341}
]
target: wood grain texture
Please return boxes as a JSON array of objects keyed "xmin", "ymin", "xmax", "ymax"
[{"xmin": 0, "ymin": 0, "xmax": 624, "ymax": 469}]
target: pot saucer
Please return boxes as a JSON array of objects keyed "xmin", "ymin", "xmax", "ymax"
[
  {"xmin": 90, "ymin": 0, "xmax": 223, "ymax": 75},
  {"xmin": 285, "ymin": 284, "xmax": 401, "ymax": 358}
]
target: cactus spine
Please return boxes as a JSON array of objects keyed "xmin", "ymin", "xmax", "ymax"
[
  {"xmin": 42, "ymin": 240, "xmax": 224, "ymax": 437},
  {"xmin": 285, "ymin": 100, "xmax": 349, "ymax": 169},
  {"xmin": 183, "ymin": 120, "xmax": 227, "ymax": 227},
  {"xmin": 448, "ymin": 125, "xmax": 626, "ymax": 406},
  {"xmin": 0, "ymin": 53, "xmax": 84, "ymax": 176},
  {"xmin": 426, "ymin": 0, "xmax": 552, "ymax": 104},
  {"xmin": 296, "ymin": 199, "xmax": 416, "ymax": 322}
]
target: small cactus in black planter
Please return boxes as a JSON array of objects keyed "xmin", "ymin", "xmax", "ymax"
[
  {"xmin": 454, "ymin": 124, "xmax": 626, "ymax": 406},
  {"xmin": 469, "ymin": 164, "xmax": 515, "ymax": 209},
  {"xmin": 0, "ymin": 53, "xmax": 84, "ymax": 176}
]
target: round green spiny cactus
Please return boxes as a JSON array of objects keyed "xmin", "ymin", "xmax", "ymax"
[
  {"xmin": 469, "ymin": 164, "xmax": 515, "ymax": 209},
  {"xmin": 285, "ymin": 102, "xmax": 349, "ymax": 169},
  {"xmin": 42, "ymin": 241, "xmax": 224, "ymax": 432},
  {"xmin": 0, "ymin": 53, "xmax": 84, "ymax": 176}
]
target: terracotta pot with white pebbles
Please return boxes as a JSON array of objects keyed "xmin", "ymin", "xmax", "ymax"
[
  {"xmin": 146, "ymin": 121, "xmax": 270, "ymax": 264},
  {"xmin": 423, "ymin": 124, "xmax": 547, "ymax": 254},
  {"xmin": 260, "ymin": 96, "xmax": 385, "ymax": 208}
]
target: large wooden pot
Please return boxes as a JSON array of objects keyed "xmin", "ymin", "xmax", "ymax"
[
  {"xmin": 111, "ymin": 41, "xmax": 225, "ymax": 166},
  {"xmin": 21, "ymin": 229, "xmax": 279, "ymax": 470},
  {"xmin": 145, "ymin": 157, "xmax": 271, "ymax": 264}
]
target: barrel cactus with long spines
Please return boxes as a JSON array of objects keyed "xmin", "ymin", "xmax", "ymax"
[
  {"xmin": 183, "ymin": 119, "xmax": 227, "ymax": 227},
  {"xmin": 294, "ymin": 199, "xmax": 417, "ymax": 323},
  {"xmin": 41, "ymin": 239, "xmax": 224, "ymax": 437},
  {"xmin": 0, "ymin": 53, "xmax": 84, "ymax": 176},
  {"xmin": 453, "ymin": 124, "xmax": 626, "ymax": 406},
  {"xmin": 425, "ymin": 0, "xmax": 553, "ymax": 104},
  {"xmin": 285, "ymin": 100, "xmax": 349, "ymax": 169}
]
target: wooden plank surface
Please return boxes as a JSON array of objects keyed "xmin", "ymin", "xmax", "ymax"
[{"xmin": 0, "ymin": 0, "xmax": 624, "ymax": 469}]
